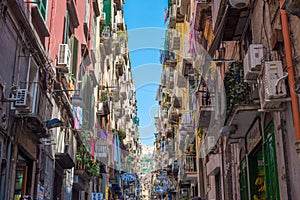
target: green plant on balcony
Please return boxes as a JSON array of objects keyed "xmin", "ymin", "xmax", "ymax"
[
  {"xmin": 100, "ymin": 91, "xmax": 108, "ymax": 102},
  {"xmin": 116, "ymin": 30, "xmax": 128, "ymax": 47},
  {"xmin": 197, "ymin": 128, "xmax": 203, "ymax": 138},
  {"xmin": 224, "ymin": 62, "xmax": 252, "ymax": 120},
  {"xmin": 76, "ymin": 145, "xmax": 88, "ymax": 169},
  {"xmin": 118, "ymin": 129, "xmax": 126, "ymax": 140},
  {"xmin": 112, "ymin": 129, "xmax": 126, "ymax": 140},
  {"xmin": 85, "ymin": 156, "xmax": 100, "ymax": 177}
]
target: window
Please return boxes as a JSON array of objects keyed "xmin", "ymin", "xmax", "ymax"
[{"xmin": 36, "ymin": 0, "xmax": 47, "ymax": 20}]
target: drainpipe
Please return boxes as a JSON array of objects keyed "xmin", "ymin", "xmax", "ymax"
[{"xmin": 279, "ymin": 1, "xmax": 300, "ymax": 143}]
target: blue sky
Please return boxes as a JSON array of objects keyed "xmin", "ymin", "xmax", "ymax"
[{"xmin": 123, "ymin": 0, "xmax": 167, "ymax": 146}]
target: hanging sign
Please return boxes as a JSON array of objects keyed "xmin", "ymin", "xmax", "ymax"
[
  {"xmin": 247, "ymin": 119, "xmax": 261, "ymax": 152},
  {"xmin": 157, "ymin": 174, "xmax": 168, "ymax": 181},
  {"xmin": 122, "ymin": 173, "xmax": 136, "ymax": 182}
]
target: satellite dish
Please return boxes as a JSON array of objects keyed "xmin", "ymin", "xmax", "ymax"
[{"xmin": 229, "ymin": 0, "xmax": 250, "ymax": 9}]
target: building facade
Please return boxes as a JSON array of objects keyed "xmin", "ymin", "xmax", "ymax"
[
  {"xmin": 152, "ymin": 0, "xmax": 300, "ymax": 199},
  {"xmin": 0, "ymin": 0, "xmax": 140, "ymax": 199}
]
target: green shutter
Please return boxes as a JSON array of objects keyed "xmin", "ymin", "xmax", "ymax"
[
  {"xmin": 69, "ymin": 35, "xmax": 79, "ymax": 80},
  {"xmin": 36, "ymin": 0, "xmax": 47, "ymax": 20},
  {"xmin": 100, "ymin": 0, "xmax": 111, "ymax": 37},
  {"xmin": 263, "ymin": 121, "xmax": 280, "ymax": 200},
  {"xmin": 103, "ymin": 0, "xmax": 111, "ymax": 26},
  {"xmin": 240, "ymin": 158, "xmax": 248, "ymax": 200}
]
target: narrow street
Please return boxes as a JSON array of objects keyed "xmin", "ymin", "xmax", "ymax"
[{"xmin": 0, "ymin": 0, "xmax": 300, "ymax": 200}]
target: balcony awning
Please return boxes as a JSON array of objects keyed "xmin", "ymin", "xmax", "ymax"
[
  {"xmin": 226, "ymin": 105, "xmax": 260, "ymax": 139},
  {"xmin": 55, "ymin": 153, "xmax": 75, "ymax": 169}
]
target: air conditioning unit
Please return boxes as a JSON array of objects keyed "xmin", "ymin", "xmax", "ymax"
[
  {"xmin": 100, "ymin": 12, "xmax": 106, "ymax": 23},
  {"xmin": 229, "ymin": 0, "xmax": 250, "ymax": 9},
  {"xmin": 57, "ymin": 44, "xmax": 71, "ymax": 72},
  {"xmin": 97, "ymin": 102, "xmax": 104, "ymax": 115},
  {"xmin": 264, "ymin": 61, "xmax": 287, "ymax": 98},
  {"xmin": 259, "ymin": 61, "xmax": 288, "ymax": 109},
  {"xmin": 244, "ymin": 44, "xmax": 263, "ymax": 82},
  {"xmin": 116, "ymin": 11, "xmax": 123, "ymax": 24},
  {"xmin": 15, "ymin": 89, "xmax": 31, "ymax": 107}
]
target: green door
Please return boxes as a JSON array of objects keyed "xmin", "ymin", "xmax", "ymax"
[
  {"xmin": 240, "ymin": 158, "xmax": 248, "ymax": 200},
  {"xmin": 263, "ymin": 121, "xmax": 280, "ymax": 200}
]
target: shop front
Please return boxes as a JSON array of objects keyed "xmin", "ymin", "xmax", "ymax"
[{"xmin": 239, "ymin": 115, "xmax": 280, "ymax": 200}]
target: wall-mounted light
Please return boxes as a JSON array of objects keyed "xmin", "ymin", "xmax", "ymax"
[{"xmin": 44, "ymin": 118, "xmax": 63, "ymax": 129}]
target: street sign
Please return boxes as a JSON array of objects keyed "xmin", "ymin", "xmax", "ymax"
[
  {"xmin": 157, "ymin": 174, "xmax": 168, "ymax": 181},
  {"xmin": 122, "ymin": 173, "xmax": 136, "ymax": 182},
  {"xmin": 37, "ymin": 185, "xmax": 44, "ymax": 200},
  {"xmin": 91, "ymin": 193, "xmax": 103, "ymax": 200}
]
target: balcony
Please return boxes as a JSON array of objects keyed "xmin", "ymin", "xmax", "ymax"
[
  {"xmin": 224, "ymin": 63, "xmax": 260, "ymax": 138},
  {"xmin": 175, "ymin": 6, "xmax": 184, "ymax": 23},
  {"xmin": 197, "ymin": 92, "xmax": 215, "ymax": 128},
  {"xmin": 75, "ymin": 145, "xmax": 100, "ymax": 178},
  {"xmin": 184, "ymin": 155, "xmax": 197, "ymax": 181},
  {"xmin": 193, "ymin": 1, "xmax": 212, "ymax": 32},
  {"xmin": 180, "ymin": 112, "xmax": 194, "ymax": 132},
  {"xmin": 181, "ymin": 58, "xmax": 192, "ymax": 77},
  {"xmin": 13, "ymin": 82, "xmax": 53, "ymax": 136},
  {"xmin": 165, "ymin": 58, "xmax": 177, "ymax": 68},
  {"xmin": 222, "ymin": 7, "xmax": 250, "ymax": 41},
  {"xmin": 95, "ymin": 142, "xmax": 108, "ymax": 164},
  {"xmin": 180, "ymin": 0, "xmax": 190, "ymax": 17},
  {"xmin": 168, "ymin": 109, "xmax": 179, "ymax": 124},
  {"xmin": 169, "ymin": 16, "xmax": 176, "ymax": 29}
]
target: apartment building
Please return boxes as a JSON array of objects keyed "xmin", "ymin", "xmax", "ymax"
[
  {"xmin": 152, "ymin": 0, "xmax": 300, "ymax": 199},
  {"xmin": 0, "ymin": 0, "xmax": 140, "ymax": 199}
]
